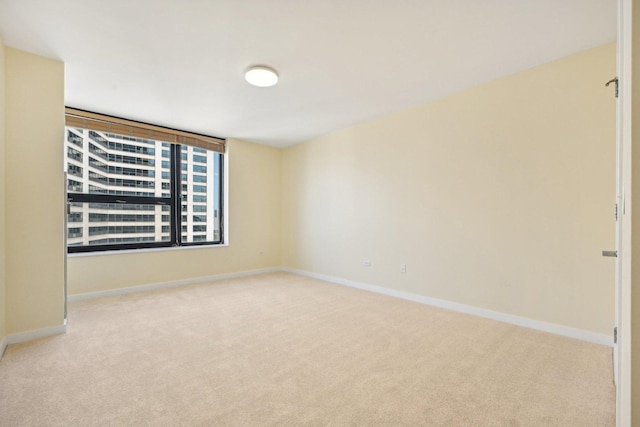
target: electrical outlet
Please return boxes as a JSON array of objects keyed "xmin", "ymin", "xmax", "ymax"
[
  {"xmin": 363, "ymin": 260, "xmax": 372, "ymax": 267},
  {"xmin": 400, "ymin": 264, "xmax": 407, "ymax": 274}
]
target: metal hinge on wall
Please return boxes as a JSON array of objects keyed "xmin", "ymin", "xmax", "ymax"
[
  {"xmin": 606, "ymin": 77, "xmax": 619, "ymax": 98},
  {"xmin": 614, "ymin": 326, "xmax": 618, "ymax": 344}
]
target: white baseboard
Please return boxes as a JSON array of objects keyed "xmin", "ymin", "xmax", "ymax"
[
  {"xmin": 6, "ymin": 324, "xmax": 67, "ymax": 345},
  {"xmin": 283, "ymin": 267, "xmax": 613, "ymax": 347},
  {"xmin": 68, "ymin": 267, "xmax": 282, "ymax": 302}
]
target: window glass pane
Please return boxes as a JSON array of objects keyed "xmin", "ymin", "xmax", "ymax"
[
  {"xmin": 179, "ymin": 145, "xmax": 221, "ymax": 243},
  {"xmin": 64, "ymin": 122, "xmax": 223, "ymax": 252},
  {"xmin": 67, "ymin": 146, "xmax": 83, "ymax": 162},
  {"xmin": 67, "ymin": 129, "xmax": 83, "ymax": 147},
  {"xmin": 68, "ymin": 164, "xmax": 83, "ymax": 178},
  {"xmin": 68, "ymin": 179, "xmax": 83, "ymax": 192},
  {"xmin": 64, "ymin": 128, "xmax": 169, "ymax": 197},
  {"xmin": 68, "ymin": 227, "xmax": 83, "ymax": 239},
  {"xmin": 67, "ymin": 202, "xmax": 170, "ymax": 248},
  {"xmin": 193, "ymin": 164, "xmax": 207, "ymax": 173}
]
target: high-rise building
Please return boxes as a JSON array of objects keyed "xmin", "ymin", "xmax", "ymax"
[{"xmin": 64, "ymin": 127, "xmax": 221, "ymax": 249}]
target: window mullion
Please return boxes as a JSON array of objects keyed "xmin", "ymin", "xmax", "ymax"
[
  {"xmin": 171, "ymin": 144, "xmax": 181, "ymax": 246},
  {"xmin": 218, "ymin": 152, "xmax": 224, "ymax": 244}
]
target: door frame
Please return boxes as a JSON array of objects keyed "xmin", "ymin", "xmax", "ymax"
[{"xmin": 616, "ymin": 0, "xmax": 632, "ymax": 425}]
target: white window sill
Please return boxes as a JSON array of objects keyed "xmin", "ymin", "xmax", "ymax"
[{"xmin": 67, "ymin": 243, "xmax": 229, "ymax": 258}]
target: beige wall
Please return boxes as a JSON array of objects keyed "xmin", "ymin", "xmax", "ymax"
[
  {"xmin": 5, "ymin": 47, "xmax": 65, "ymax": 334},
  {"xmin": 0, "ymin": 38, "xmax": 6, "ymax": 342},
  {"xmin": 1, "ymin": 41, "xmax": 615, "ymax": 346},
  {"xmin": 68, "ymin": 138, "xmax": 282, "ymax": 295},
  {"xmin": 283, "ymin": 43, "xmax": 616, "ymax": 336}
]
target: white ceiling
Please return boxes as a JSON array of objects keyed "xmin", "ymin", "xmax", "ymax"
[{"xmin": 0, "ymin": 0, "xmax": 616, "ymax": 147}]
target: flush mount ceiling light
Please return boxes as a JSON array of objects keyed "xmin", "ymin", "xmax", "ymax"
[{"xmin": 245, "ymin": 65, "xmax": 279, "ymax": 87}]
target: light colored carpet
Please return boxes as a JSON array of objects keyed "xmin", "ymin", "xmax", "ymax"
[{"xmin": 0, "ymin": 272, "xmax": 614, "ymax": 426}]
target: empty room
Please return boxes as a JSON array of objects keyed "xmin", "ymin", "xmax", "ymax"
[{"xmin": 0, "ymin": 0, "xmax": 638, "ymax": 425}]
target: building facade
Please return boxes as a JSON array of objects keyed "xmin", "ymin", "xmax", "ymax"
[{"xmin": 64, "ymin": 127, "xmax": 221, "ymax": 248}]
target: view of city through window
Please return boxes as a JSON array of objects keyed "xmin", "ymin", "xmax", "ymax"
[{"xmin": 64, "ymin": 127, "xmax": 222, "ymax": 250}]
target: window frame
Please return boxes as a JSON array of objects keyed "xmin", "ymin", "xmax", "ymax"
[{"xmin": 66, "ymin": 126, "xmax": 225, "ymax": 254}]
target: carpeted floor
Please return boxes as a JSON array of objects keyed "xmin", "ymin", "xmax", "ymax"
[{"xmin": 0, "ymin": 272, "xmax": 614, "ymax": 426}]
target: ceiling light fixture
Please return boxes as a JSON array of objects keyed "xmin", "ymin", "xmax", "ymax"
[{"xmin": 245, "ymin": 65, "xmax": 279, "ymax": 87}]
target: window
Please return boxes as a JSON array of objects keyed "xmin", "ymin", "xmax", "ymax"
[
  {"xmin": 68, "ymin": 227, "xmax": 83, "ymax": 238},
  {"xmin": 67, "ymin": 147, "xmax": 83, "ymax": 162},
  {"xmin": 64, "ymin": 108, "xmax": 225, "ymax": 253},
  {"xmin": 68, "ymin": 164, "xmax": 83, "ymax": 178},
  {"xmin": 68, "ymin": 212, "xmax": 83, "ymax": 222},
  {"xmin": 68, "ymin": 179, "xmax": 83, "ymax": 192},
  {"xmin": 89, "ymin": 225, "xmax": 155, "ymax": 236},
  {"xmin": 109, "ymin": 153, "xmax": 155, "ymax": 167},
  {"xmin": 88, "ymin": 213, "xmax": 155, "ymax": 222},
  {"xmin": 89, "ymin": 157, "xmax": 108, "ymax": 172},
  {"xmin": 67, "ymin": 130, "xmax": 83, "ymax": 147}
]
